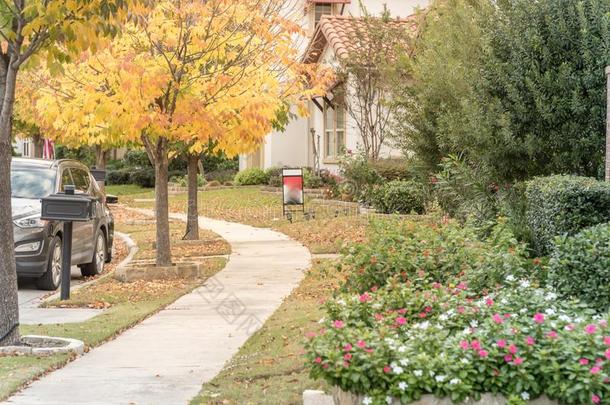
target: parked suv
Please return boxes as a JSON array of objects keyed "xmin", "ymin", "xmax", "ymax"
[{"xmin": 11, "ymin": 158, "xmax": 115, "ymax": 290}]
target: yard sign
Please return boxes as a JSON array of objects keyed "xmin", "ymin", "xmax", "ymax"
[{"xmin": 282, "ymin": 168, "xmax": 305, "ymax": 217}]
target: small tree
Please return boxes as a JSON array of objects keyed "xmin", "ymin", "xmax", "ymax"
[
  {"xmin": 0, "ymin": 0, "xmax": 133, "ymax": 346},
  {"xmin": 338, "ymin": 6, "xmax": 414, "ymax": 160}
]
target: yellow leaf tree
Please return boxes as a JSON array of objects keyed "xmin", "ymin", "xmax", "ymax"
[
  {"xmin": 0, "ymin": 0, "xmax": 140, "ymax": 346},
  {"xmin": 39, "ymin": 0, "xmax": 331, "ymax": 265}
]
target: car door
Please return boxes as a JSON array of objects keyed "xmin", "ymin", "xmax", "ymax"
[{"xmin": 70, "ymin": 167, "xmax": 96, "ymax": 265}]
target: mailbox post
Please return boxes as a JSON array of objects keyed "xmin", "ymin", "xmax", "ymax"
[{"xmin": 41, "ymin": 185, "xmax": 95, "ymax": 300}]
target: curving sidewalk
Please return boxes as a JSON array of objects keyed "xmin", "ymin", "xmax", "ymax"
[{"xmin": 5, "ymin": 212, "xmax": 311, "ymax": 405}]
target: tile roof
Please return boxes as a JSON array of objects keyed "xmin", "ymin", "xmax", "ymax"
[{"xmin": 303, "ymin": 14, "xmax": 419, "ymax": 64}]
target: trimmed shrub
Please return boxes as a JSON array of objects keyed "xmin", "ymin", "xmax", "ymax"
[
  {"xmin": 265, "ymin": 167, "xmax": 283, "ymax": 187},
  {"xmin": 129, "ymin": 168, "xmax": 155, "ymax": 188},
  {"xmin": 525, "ymin": 175, "xmax": 610, "ymax": 255},
  {"xmin": 205, "ymin": 169, "xmax": 237, "ymax": 183},
  {"xmin": 369, "ymin": 180, "xmax": 426, "ymax": 214},
  {"xmin": 369, "ymin": 158, "xmax": 412, "ymax": 181},
  {"xmin": 107, "ymin": 169, "xmax": 131, "ymax": 185},
  {"xmin": 233, "ymin": 168, "xmax": 269, "ymax": 186},
  {"xmin": 207, "ymin": 180, "xmax": 222, "ymax": 187},
  {"xmin": 549, "ymin": 223, "xmax": 610, "ymax": 313}
]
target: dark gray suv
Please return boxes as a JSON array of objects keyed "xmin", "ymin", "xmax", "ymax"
[{"xmin": 11, "ymin": 158, "xmax": 115, "ymax": 290}]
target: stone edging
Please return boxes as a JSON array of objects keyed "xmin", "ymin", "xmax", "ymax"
[
  {"xmin": 303, "ymin": 389, "xmax": 558, "ymax": 405},
  {"xmin": 0, "ymin": 335, "xmax": 84, "ymax": 357}
]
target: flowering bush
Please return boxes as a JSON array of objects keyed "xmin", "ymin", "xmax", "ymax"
[
  {"xmin": 339, "ymin": 219, "xmax": 543, "ymax": 294},
  {"xmin": 306, "ymin": 279, "xmax": 610, "ymax": 404}
]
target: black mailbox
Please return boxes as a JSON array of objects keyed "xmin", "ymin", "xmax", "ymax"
[
  {"xmin": 90, "ymin": 167, "xmax": 106, "ymax": 182},
  {"xmin": 41, "ymin": 191, "xmax": 94, "ymax": 222}
]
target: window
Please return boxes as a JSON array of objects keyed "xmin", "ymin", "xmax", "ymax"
[
  {"xmin": 22, "ymin": 141, "xmax": 30, "ymax": 158},
  {"xmin": 324, "ymin": 101, "xmax": 346, "ymax": 160},
  {"xmin": 314, "ymin": 3, "xmax": 332, "ymax": 29},
  {"xmin": 60, "ymin": 169, "xmax": 74, "ymax": 191},
  {"xmin": 71, "ymin": 168, "xmax": 92, "ymax": 194}
]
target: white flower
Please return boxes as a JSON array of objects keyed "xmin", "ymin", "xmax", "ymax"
[
  {"xmin": 546, "ymin": 292, "xmax": 558, "ymax": 301},
  {"xmin": 470, "ymin": 320, "xmax": 479, "ymax": 328},
  {"xmin": 413, "ymin": 370, "xmax": 423, "ymax": 377},
  {"xmin": 463, "ymin": 327, "xmax": 472, "ymax": 335},
  {"xmin": 429, "ymin": 370, "xmax": 435, "ymax": 377},
  {"xmin": 397, "ymin": 346, "xmax": 407, "ymax": 353},
  {"xmin": 449, "ymin": 378, "xmax": 460, "ymax": 385},
  {"xmin": 318, "ymin": 318, "xmax": 325, "ymax": 324},
  {"xmin": 398, "ymin": 381, "xmax": 408, "ymax": 391},
  {"xmin": 399, "ymin": 358, "xmax": 410, "ymax": 366},
  {"xmin": 521, "ymin": 392, "xmax": 530, "ymax": 401},
  {"xmin": 435, "ymin": 375, "xmax": 446, "ymax": 383},
  {"xmin": 501, "ymin": 298, "xmax": 509, "ymax": 305},
  {"xmin": 519, "ymin": 308, "xmax": 528, "ymax": 314},
  {"xmin": 545, "ymin": 308, "xmax": 556, "ymax": 316},
  {"xmin": 520, "ymin": 280, "xmax": 530, "ymax": 288},
  {"xmin": 362, "ymin": 396, "xmax": 373, "ymax": 405},
  {"xmin": 506, "ymin": 275, "xmax": 516, "ymax": 282},
  {"xmin": 461, "ymin": 358, "xmax": 469, "ymax": 364},
  {"xmin": 386, "ymin": 396, "xmax": 393, "ymax": 404},
  {"xmin": 439, "ymin": 314, "xmax": 449, "ymax": 321},
  {"xmin": 558, "ymin": 314, "xmax": 571, "ymax": 322},
  {"xmin": 417, "ymin": 321, "xmax": 430, "ymax": 330},
  {"xmin": 392, "ymin": 365, "xmax": 404, "ymax": 374},
  {"xmin": 337, "ymin": 299, "xmax": 346, "ymax": 306}
]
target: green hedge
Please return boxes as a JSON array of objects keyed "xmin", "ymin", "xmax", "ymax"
[
  {"xmin": 369, "ymin": 180, "xmax": 426, "ymax": 214},
  {"xmin": 549, "ymin": 223, "xmax": 610, "ymax": 313},
  {"xmin": 525, "ymin": 175, "xmax": 610, "ymax": 255},
  {"xmin": 233, "ymin": 168, "xmax": 269, "ymax": 186}
]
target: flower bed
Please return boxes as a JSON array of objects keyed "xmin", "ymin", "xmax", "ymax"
[{"xmin": 307, "ymin": 279, "xmax": 610, "ymax": 404}]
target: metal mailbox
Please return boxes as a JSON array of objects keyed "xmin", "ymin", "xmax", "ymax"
[
  {"xmin": 41, "ymin": 193, "xmax": 94, "ymax": 222},
  {"xmin": 89, "ymin": 167, "xmax": 106, "ymax": 182}
]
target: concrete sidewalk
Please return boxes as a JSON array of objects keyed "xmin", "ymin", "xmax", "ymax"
[{"xmin": 5, "ymin": 214, "xmax": 310, "ymax": 405}]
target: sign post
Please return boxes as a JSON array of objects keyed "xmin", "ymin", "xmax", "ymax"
[
  {"xmin": 282, "ymin": 168, "xmax": 305, "ymax": 219},
  {"xmin": 41, "ymin": 185, "xmax": 95, "ymax": 300}
]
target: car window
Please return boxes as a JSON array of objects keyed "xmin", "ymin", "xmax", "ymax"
[
  {"xmin": 71, "ymin": 168, "xmax": 91, "ymax": 194},
  {"xmin": 60, "ymin": 169, "xmax": 74, "ymax": 192},
  {"xmin": 11, "ymin": 168, "xmax": 57, "ymax": 199}
]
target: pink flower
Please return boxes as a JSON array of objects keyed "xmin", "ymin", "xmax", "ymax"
[
  {"xmin": 365, "ymin": 348, "xmax": 374, "ymax": 353},
  {"xmin": 585, "ymin": 324, "xmax": 598, "ymax": 335},
  {"xmin": 525, "ymin": 336, "xmax": 536, "ymax": 346},
  {"xmin": 504, "ymin": 313, "xmax": 512, "ymax": 319},
  {"xmin": 359, "ymin": 293, "xmax": 371, "ymax": 303},
  {"xmin": 395, "ymin": 317, "xmax": 407, "ymax": 326},
  {"xmin": 600, "ymin": 320, "xmax": 608, "ymax": 329},
  {"xmin": 533, "ymin": 313, "xmax": 545, "ymax": 324},
  {"xmin": 374, "ymin": 313, "xmax": 384, "ymax": 321},
  {"xmin": 580, "ymin": 358, "xmax": 590, "ymax": 366},
  {"xmin": 547, "ymin": 331, "xmax": 558, "ymax": 339},
  {"xmin": 604, "ymin": 336, "xmax": 610, "ymax": 346},
  {"xmin": 492, "ymin": 314, "xmax": 504, "ymax": 324},
  {"xmin": 322, "ymin": 363, "xmax": 329, "ymax": 369},
  {"xmin": 305, "ymin": 331, "xmax": 316, "ymax": 338},
  {"xmin": 479, "ymin": 350, "xmax": 489, "ymax": 358},
  {"xmin": 343, "ymin": 361, "xmax": 350, "ymax": 368},
  {"xmin": 512, "ymin": 357, "xmax": 524, "ymax": 366},
  {"xmin": 432, "ymin": 282, "xmax": 442, "ymax": 289},
  {"xmin": 383, "ymin": 365, "xmax": 391, "ymax": 373},
  {"xmin": 471, "ymin": 340, "xmax": 482, "ymax": 350},
  {"xmin": 496, "ymin": 339, "xmax": 507, "ymax": 349},
  {"xmin": 508, "ymin": 344, "xmax": 518, "ymax": 355},
  {"xmin": 343, "ymin": 344, "xmax": 353, "ymax": 351},
  {"xmin": 333, "ymin": 320, "xmax": 345, "ymax": 329},
  {"xmin": 504, "ymin": 354, "xmax": 513, "ymax": 362},
  {"xmin": 605, "ymin": 349, "xmax": 610, "ymax": 360},
  {"xmin": 357, "ymin": 340, "xmax": 366, "ymax": 349},
  {"xmin": 591, "ymin": 366, "xmax": 602, "ymax": 375},
  {"xmin": 343, "ymin": 353, "xmax": 352, "ymax": 361},
  {"xmin": 314, "ymin": 357, "xmax": 322, "ymax": 364},
  {"xmin": 566, "ymin": 323, "xmax": 575, "ymax": 331},
  {"xmin": 457, "ymin": 306, "xmax": 466, "ymax": 314},
  {"xmin": 456, "ymin": 282, "xmax": 468, "ymax": 290},
  {"xmin": 486, "ymin": 298, "xmax": 494, "ymax": 307},
  {"xmin": 592, "ymin": 394, "xmax": 601, "ymax": 404},
  {"xmin": 459, "ymin": 340, "xmax": 470, "ymax": 350}
]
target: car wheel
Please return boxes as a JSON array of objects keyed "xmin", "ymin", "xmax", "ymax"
[
  {"xmin": 36, "ymin": 236, "xmax": 62, "ymax": 291},
  {"xmin": 80, "ymin": 232, "xmax": 106, "ymax": 277}
]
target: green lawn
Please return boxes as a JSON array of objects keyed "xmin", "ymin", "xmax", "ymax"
[
  {"xmin": 190, "ymin": 260, "xmax": 340, "ymax": 405},
  {"xmin": 105, "ymin": 184, "xmax": 153, "ymax": 197}
]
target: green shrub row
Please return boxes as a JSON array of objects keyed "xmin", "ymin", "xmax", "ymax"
[{"xmin": 368, "ymin": 180, "xmax": 426, "ymax": 214}]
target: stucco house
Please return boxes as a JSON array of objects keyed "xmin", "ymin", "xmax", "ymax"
[{"xmin": 239, "ymin": 0, "xmax": 429, "ymax": 174}]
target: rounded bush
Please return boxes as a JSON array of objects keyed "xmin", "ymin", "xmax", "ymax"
[
  {"xmin": 370, "ymin": 180, "xmax": 426, "ymax": 214},
  {"xmin": 549, "ymin": 223, "xmax": 610, "ymax": 312},
  {"xmin": 129, "ymin": 168, "xmax": 155, "ymax": 188},
  {"xmin": 233, "ymin": 168, "xmax": 269, "ymax": 186},
  {"xmin": 265, "ymin": 167, "xmax": 283, "ymax": 187}
]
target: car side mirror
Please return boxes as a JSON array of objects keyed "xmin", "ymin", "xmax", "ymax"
[{"xmin": 106, "ymin": 195, "xmax": 119, "ymax": 204}]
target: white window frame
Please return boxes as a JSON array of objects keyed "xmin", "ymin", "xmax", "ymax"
[{"xmin": 323, "ymin": 101, "xmax": 346, "ymax": 162}]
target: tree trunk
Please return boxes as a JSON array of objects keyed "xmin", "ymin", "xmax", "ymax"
[
  {"xmin": 0, "ymin": 63, "xmax": 21, "ymax": 346},
  {"xmin": 153, "ymin": 140, "xmax": 172, "ymax": 267},
  {"xmin": 95, "ymin": 145, "xmax": 109, "ymax": 169},
  {"xmin": 32, "ymin": 133, "xmax": 43, "ymax": 159},
  {"xmin": 183, "ymin": 153, "xmax": 200, "ymax": 240}
]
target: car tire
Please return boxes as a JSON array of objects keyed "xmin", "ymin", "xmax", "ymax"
[
  {"xmin": 80, "ymin": 231, "xmax": 106, "ymax": 277},
  {"xmin": 37, "ymin": 236, "xmax": 62, "ymax": 291}
]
